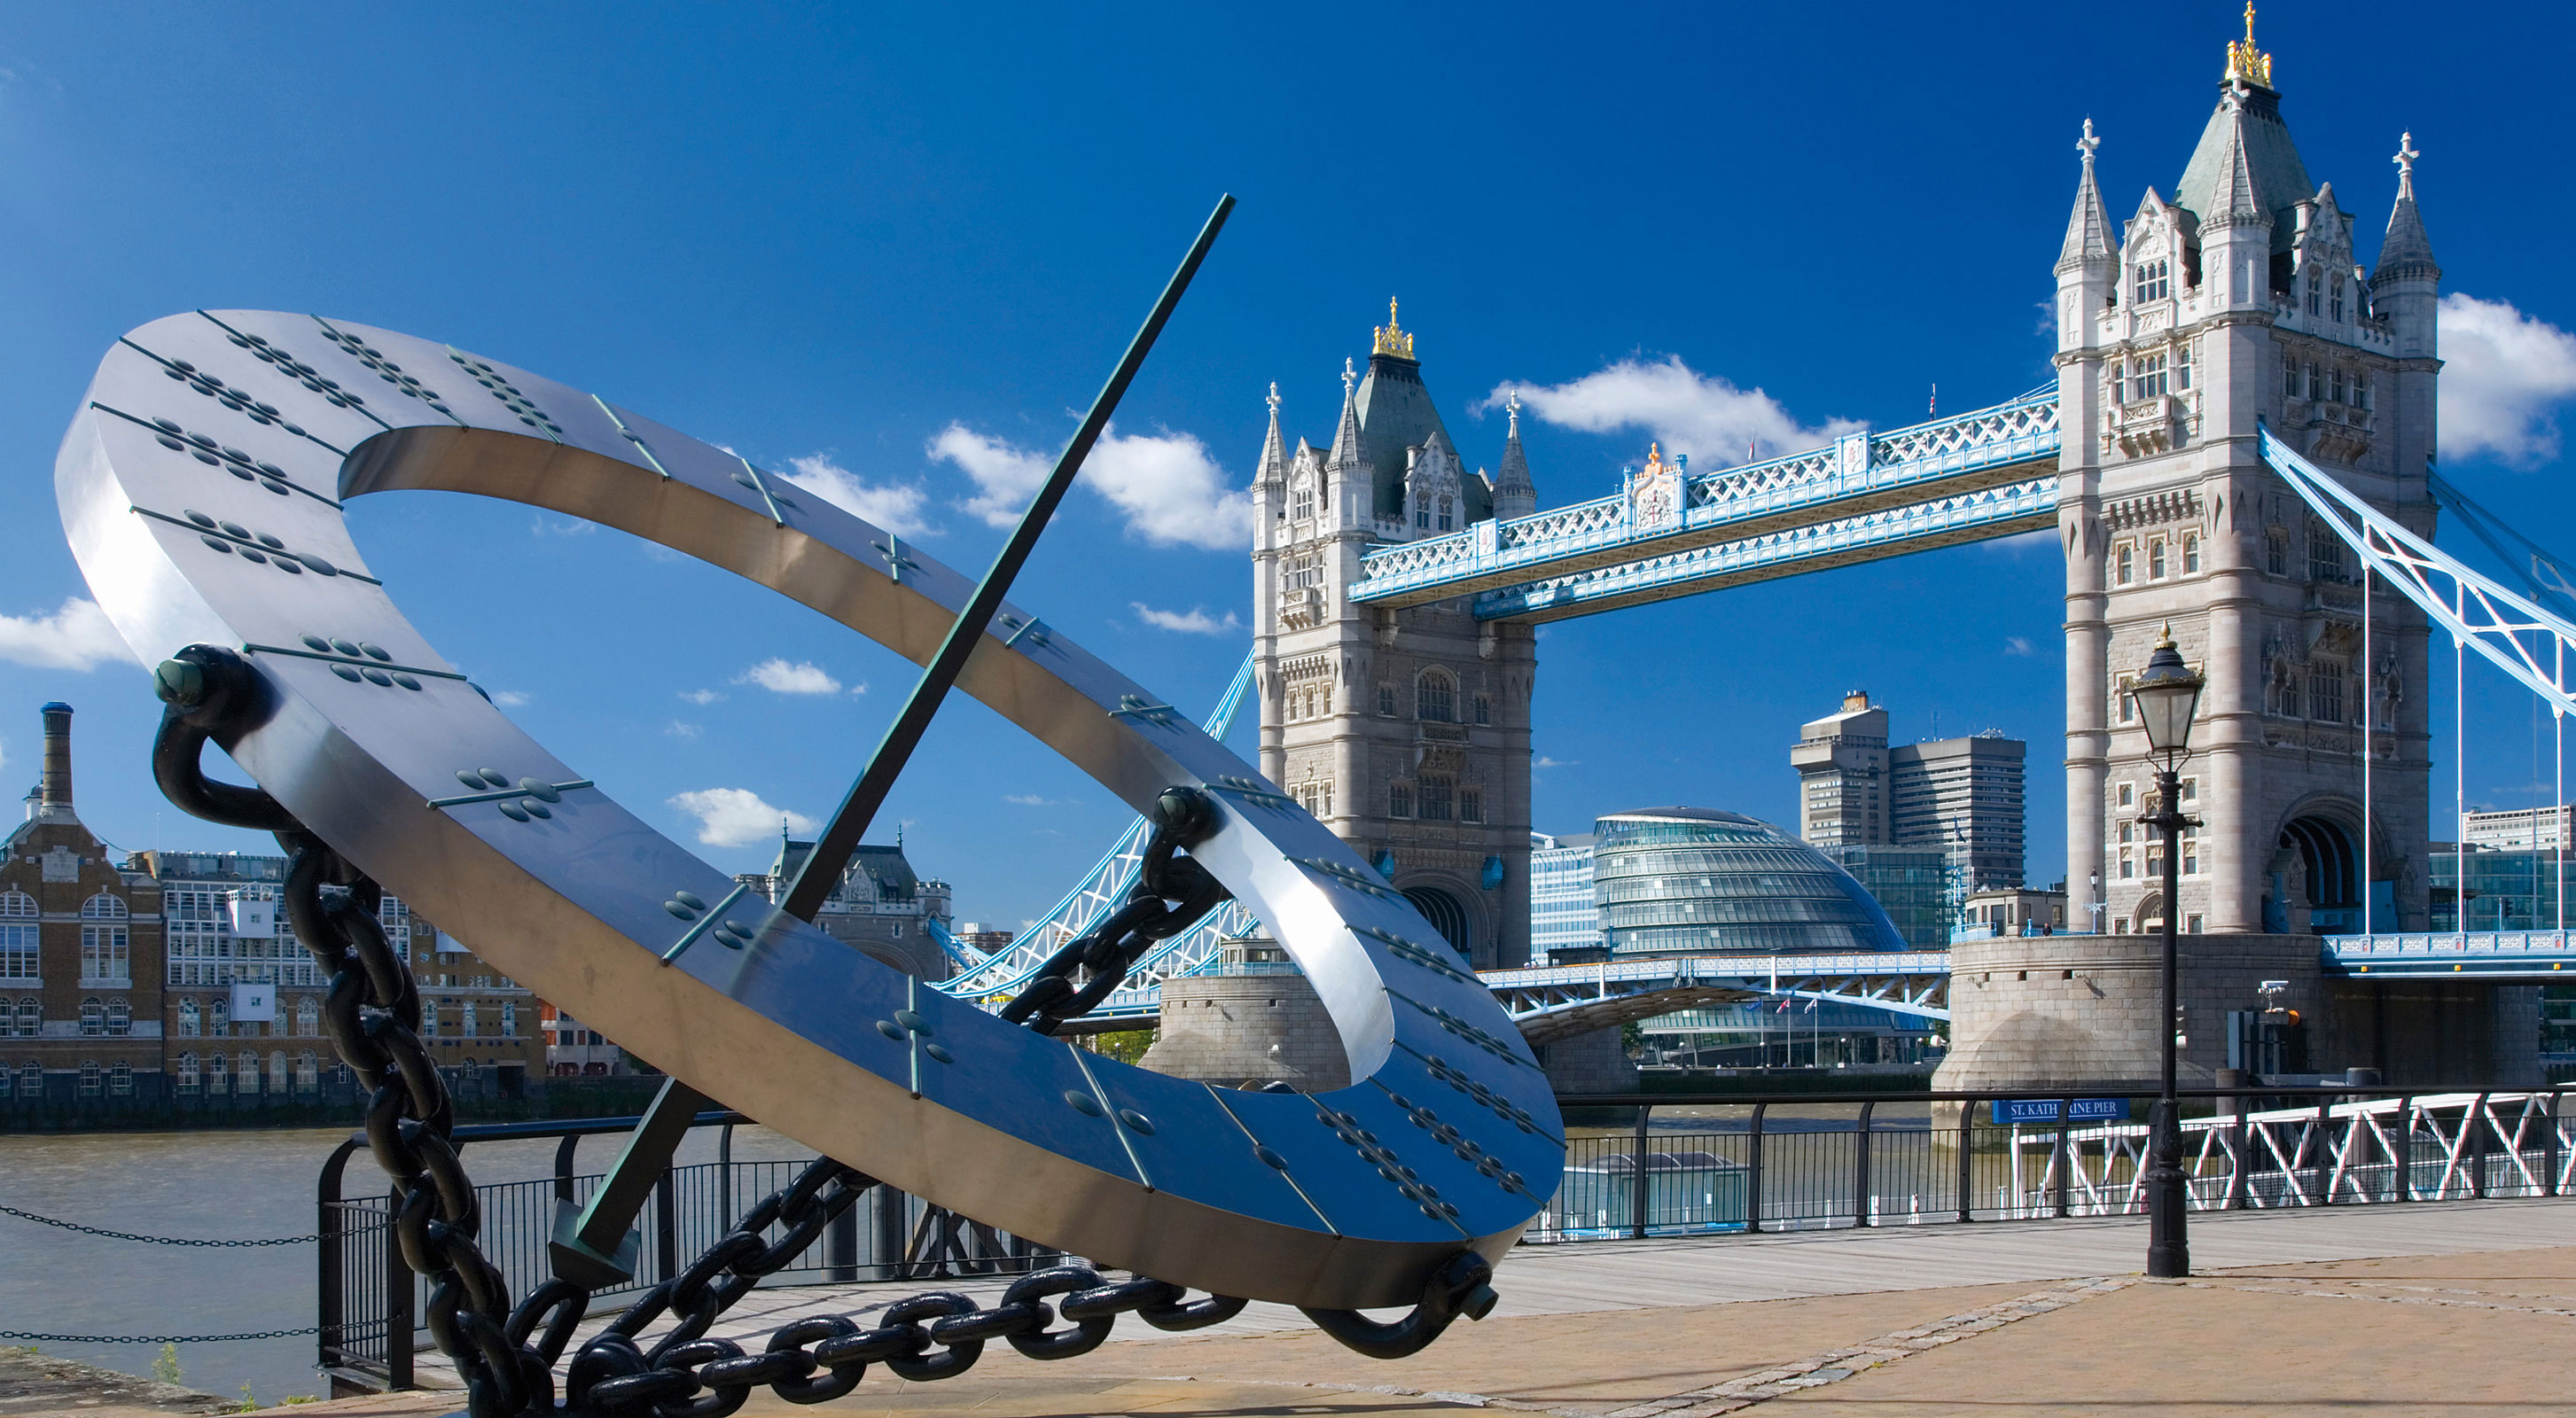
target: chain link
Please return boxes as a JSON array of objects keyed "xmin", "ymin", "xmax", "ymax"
[
  {"xmin": 0, "ymin": 1326, "xmax": 319, "ymax": 1344},
  {"xmin": 1000, "ymin": 786, "xmax": 1229, "ymax": 1034},
  {"xmin": 0, "ymin": 1204, "xmax": 316, "ymax": 1248}
]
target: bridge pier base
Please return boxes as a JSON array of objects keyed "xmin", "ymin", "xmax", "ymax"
[
  {"xmin": 1933, "ymin": 933, "xmax": 2542, "ymax": 1091},
  {"xmin": 1534, "ymin": 1027, "xmax": 1639, "ymax": 1095}
]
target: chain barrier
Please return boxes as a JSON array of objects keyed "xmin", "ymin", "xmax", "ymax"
[
  {"xmin": 151, "ymin": 644, "xmax": 1497, "ymax": 1415},
  {"xmin": 0, "ymin": 1326, "xmax": 319, "ymax": 1344},
  {"xmin": 1000, "ymin": 787, "xmax": 1229, "ymax": 1035},
  {"xmin": 0, "ymin": 1204, "xmax": 316, "ymax": 1248}
]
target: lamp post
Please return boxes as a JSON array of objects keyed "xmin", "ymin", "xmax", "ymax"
[{"xmin": 2129, "ymin": 625, "xmax": 2205, "ymax": 1279}]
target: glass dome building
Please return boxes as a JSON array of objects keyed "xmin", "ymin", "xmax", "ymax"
[{"xmin": 1593, "ymin": 807, "xmax": 1909, "ymax": 956}]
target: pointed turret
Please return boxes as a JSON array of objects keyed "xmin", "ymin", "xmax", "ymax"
[
  {"xmin": 1257, "ymin": 381, "xmax": 1288, "ymax": 486},
  {"xmin": 2057, "ymin": 120, "xmax": 2115, "ymax": 274},
  {"xmin": 2174, "ymin": 6, "xmax": 2309, "ymax": 258},
  {"xmin": 1326, "ymin": 357, "xmax": 1367, "ymax": 476},
  {"xmin": 1491, "ymin": 391, "xmax": 1537, "ymax": 521},
  {"xmin": 2374, "ymin": 132, "xmax": 2439, "ymax": 284}
]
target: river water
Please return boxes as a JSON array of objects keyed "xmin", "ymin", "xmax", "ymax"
[{"xmin": 0, "ymin": 1123, "xmax": 817, "ymax": 1406}]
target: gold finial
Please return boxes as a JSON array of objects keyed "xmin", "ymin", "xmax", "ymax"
[
  {"xmin": 2157, "ymin": 620, "xmax": 2177, "ymax": 651},
  {"xmin": 2225, "ymin": 1, "xmax": 2273, "ymax": 90},
  {"xmin": 1372, "ymin": 297, "xmax": 1415, "ymax": 360}
]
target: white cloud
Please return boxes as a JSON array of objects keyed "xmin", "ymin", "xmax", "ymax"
[
  {"xmin": 490, "ymin": 689, "xmax": 531, "ymax": 707},
  {"xmin": 929, "ymin": 422, "xmax": 1252, "ymax": 549},
  {"xmin": 1533, "ymin": 756, "xmax": 1576, "ymax": 769},
  {"xmin": 0, "ymin": 598, "xmax": 136, "ymax": 671},
  {"xmin": 668, "ymin": 788, "xmax": 816, "ymax": 848},
  {"xmin": 1003, "ymin": 793, "xmax": 1058, "ymax": 806},
  {"xmin": 530, "ymin": 516, "xmax": 596, "ymax": 537},
  {"xmin": 667, "ymin": 721, "xmax": 703, "ymax": 739},
  {"xmin": 1132, "ymin": 603, "xmax": 1241, "ymax": 635},
  {"xmin": 679, "ymin": 689, "xmax": 725, "ymax": 705},
  {"xmin": 1485, "ymin": 355, "xmax": 1861, "ymax": 469},
  {"xmin": 736, "ymin": 658, "xmax": 841, "ymax": 696},
  {"xmin": 780, "ymin": 454, "xmax": 936, "ymax": 537},
  {"xmin": 2439, "ymin": 292, "xmax": 2576, "ymax": 467},
  {"xmin": 2003, "ymin": 636, "xmax": 2036, "ymax": 658}
]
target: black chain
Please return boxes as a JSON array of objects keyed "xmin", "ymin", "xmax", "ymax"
[
  {"xmin": 150, "ymin": 646, "xmax": 1497, "ymax": 1414},
  {"xmin": 0, "ymin": 1204, "xmax": 316, "ymax": 1247},
  {"xmin": 1001, "ymin": 787, "xmax": 1229, "ymax": 1034},
  {"xmin": 0, "ymin": 1326, "xmax": 319, "ymax": 1344}
]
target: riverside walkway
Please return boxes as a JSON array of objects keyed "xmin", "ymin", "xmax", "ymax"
[{"xmin": 316, "ymin": 1196, "xmax": 2576, "ymax": 1417}]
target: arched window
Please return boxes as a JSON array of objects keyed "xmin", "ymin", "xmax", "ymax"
[
  {"xmin": 78, "ymin": 1060, "xmax": 102, "ymax": 1096},
  {"xmin": 295, "ymin": 1051, "xmax": 318, "ymax": 1093},
  {"xmin": 0, "ymin": 892, "xmax": 29, "ymax": 919},
  {"xmin": 463, "ymin": 1001, "xmax": 479, "ymax": 1038},
  {"xmin": 2183, "ymin": 534, "xmax": 2201, "ymax": 574},
  {"xmin": 207, "ymin": 1051, "xmax": 230, "ymax": 1094},
  {"xmin": 295, "ymin": 996, "xmax": 319, "ymax": 1038},
  {"xmin": 1417, "ymin": 775, "xmax": 1456, "ymax": 822},
  {"xmin": 210, "ymin": 998, "xmax": 230, "ymax": 1036},
  {"xmin": 109, "ymin": 1062, "xmax": 132, "ymax": 1095},
  {"xmin": 2149, "ymin": 541, "xmax": 2166, "ymax": 578},
  {"xmin": 178, "ymin": 998, "xmax": 200, "ymax": 1037},
  {"xmin": 12, "ymin": 998, "xmax": 33, "ymax": 1040},
  {"xmin": 176, "ymin": 1051, "xmax": 199, "ymax": 1094},
  {"xmin": 81, "ymin": 913, "xmax": 128, "ymax": 985},
  {"xmin": 0, "ymin": 1063, "xmax": 10, "ymax": 1099},
  {"xmin": 1416, "ymin": 671, "xmax": 1455, "ymax": 724},
  {"xmin": 0, "ymin": 892, "xmax": 33, "ymax": 985},
  {"xmin": 1436, "ymin": 495, "xmax": 1453, "ymax": 533},
  {"xmin": 106, "ymin": 997, "xmax": 129, "ymax": 1036},
  {"xmin": 16, "ymin": 1061, "xmax": 37, "ymax": 1098},
  {"xmin": 267, "ymin": 1051, "xmax": 288, "ymax": 1094},
  {"xmin": 81, "ymin": 893, "xmax": 128, "ymax": 920},
  {"xmin": 1415, "ymin": 495, "xmax": 1432, "ymax": 530},
  {"xmin": 1473, "ymin": 695, "xmax": 1491, "ymax": 727},
  {"xmin": 80, "ymin": 998, "xmax": 104, "ymax": 1037},
  {"xmin": 238, "ymin": 1050, "xmax": 258, "ymax": 1094},
  {"xmin": 2116, "ymin": 545, "xmax": 2135, "ymax": 584}
]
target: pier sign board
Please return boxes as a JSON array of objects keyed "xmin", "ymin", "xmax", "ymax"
[{"xmin": 1991, "ymin": 1098, "xmax": 2129, "ymax": 1125}]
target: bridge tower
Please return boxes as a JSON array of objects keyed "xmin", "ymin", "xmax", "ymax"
[
  {"xmin": 1251, "ymin": 306, "xmax": 1539, "ymax": 970},
  {"xmin": 2056, "ymin": 14, "xmax": 2438, "ymax": 943}
]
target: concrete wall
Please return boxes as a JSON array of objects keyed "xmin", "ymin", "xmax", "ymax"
[
  {"xmin": 1534, "ymin": 1027, "xmax": 1637, "ymax": 1095},
  {"xmin": 1935, "ymin": 932, "xmax": 2541, "ymax": 1089},
  {"xmin": 1139, "ymin": 973, "xmax": 1349, "ymax": 1091}
]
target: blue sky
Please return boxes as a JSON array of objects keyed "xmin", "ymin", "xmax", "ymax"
[{"xmin": 3, "ymin": 3, "xmax": 2573, "ymax": 928}]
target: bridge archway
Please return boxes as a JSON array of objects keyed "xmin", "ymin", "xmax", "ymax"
[
  {"xmin": 2278, "ymin": 810, "xmax": 2362, "ymax": 933},
  {"xmin": 1401, "ymin": 884, "xmax": 1479, "ymax": 966}
]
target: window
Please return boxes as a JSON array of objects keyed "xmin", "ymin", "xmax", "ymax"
[
  {"xmin": 1418, "ymin": 775, "xmax": 1455, "ymax": 822},
  {"xmin": 79, "ymin": 1060, "xmax": 101, "ymax": 1097},
  {"xmin": 2130, "ymin": 353, "xmax": 2168, "ymax": 401},
  {"xmin": 421, "ymin": 1002, "xmax": 438, "ymax": 1039},
  {"xmin": 81, "ymin": 923, "xmax": 128, "ymax": 984},
  {"xmin": 2117, "ymin": 783, "xmax": 2135, "ymax": 808},
  {"xmin": 2283, "ymin": 361, "xmax": 2299, "ymax": 398},
  {"xmin": 2330, "ymin": 275, "xmax": 2345, "ymax": 323},
  {"xmin": 2181, "ymin": 777, "xmax": 2198, "ymax": 802},
  {"xmin": 109, "ymin": 1062, "xmax": 132, "ymax": 1095},
  {"xmin": 10, "ymin": 997, "xmax": 35, "ymax": 1040},
  {"xmin": 2268, "ymin": 529, "xmax": 2290, "ymax": 575},
  {"xmin": 2187, "ymin": 913, "xmax": 2205, "ymax": 934},
  {"xmin": 2308, "ymin": 662, "xmax": 2346, "ymax": 722},
  {"xmin": 16, "ymin": 1061, "xmax": 36, "ymax": 1098},
  {"xmin": 2329, "ymin": 366, "xmax": 2346, "ymax": 404},
  {"xmin": 2119, "ymin": 849, "xmax": 2135, "ymax": 879},
  {"xmin": 2183, "ymin": 534, "xmax": 2201, "ymax": 573},
  {"xmin": 106, "ymin": 997, "xmax": 129, "ymax": 1036},
  {"xmin": 1377, "ymin": 684, "xmax": 1396, "ymax": 717},
  {"xmin": 80, "ymin": 893, "xmax": 127, "ymax": 920},
  {"xmin": 1415, "ymin": 495, "xmax": 1431, "ymax": 531},
  {"xmin": 2116, "ymin": 676, "xmax": 2135, "ymax": 722},
  {"xmin": 2307, "ymin": 273, "xmax": 2322, "ymax": 316},
  {"xmin": 2117, "ymin": 545, "xmax": 2135, "ymax": 584},
  {"xmin": 2134, "ymin": 258, "xmax": 2170, "ymax": 304},
  {"xmin": 1473, "ymin": 695, "xmax": 1490, "ymax": 726},
  {"xmin": 1461, "ymin": 787, "xmax": 1484, "ymax": 823},
  {"xmin": 237, "ymin": 1051, "xmax": 258, "ymax": 1094},
  {"xmin": 211, "ymin": 999, "xmax": 229, "ymax": 1036},
  {"xmin": 177, "ymin": 1051, "xmax": 199, "ymax": 1094},
  {"xmin": 2276, "ymin": 670, "xmax": 2302, "ymax": 719},
  {"xmin": 295, "ymin": 1050, "xmax": 318, "ymax": 1093},
  {"xmin": 295, "ymin": 995, "xmax": 318, "ymax": 1038},
  {"xmin": 2183, "ymin": 838, "xmax": 2201, "ymax": 875},
  {"xmin": 1417, "ymin": 671, "xmax": 1455, "ymax": 723},
  {"xmin": 502, "ymin": 1001, "xmax": 517, "ymax": 1038},
  {"xmin": 1388, "ymin": 783, "xmax": 1413, "ymax": 819},
  {"xmin": 1290, "ymin": 478, "xmax": 1315, "ymax": 521},
  {"xmin": 2150, "ymin": 541, "xmax": 2167, "ymax": 578},
  {"xmin": 2119, "ymin": 822, "xmax": 2134, "ymax": 845},
  {"xmin": 2309, "ymin": 518, "xmax": 2346, "ymax": 582},
  {"xmin": 2174, "ymin": 342, "xmax": 2193, "ymax": 391},
  {"xmin": 0, "ymin": 890, "xmax": 34, "ymax": 982},
  {"xmin": 462, "ymin": 1001, "xmax": 479, "ymax": 1038},
  {"xmin": 80, "ymin": 998, "xmax": 103, "ymax": 1037},
  {"xmin": 2306, "ymin": 362, "xmax": 2320, "ymax": 401},
  {"xmin": 268, "ymin": 1051, "xmax": 287, "ymax": 1093},
  {"xmin": 2354, "ymin": 372, "xmax": 2370, "ymax": 410},
  {"xmin": 1437, "ymin": 495, "xmax": 1453, "ymax": 533}
]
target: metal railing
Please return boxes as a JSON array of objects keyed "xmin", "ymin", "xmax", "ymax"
[
  {"xmin": 316, "ymin": 1111, "xmax": 1058, "ymax": 1391},
  {"xmin": 320, "ymin": 1086, "xmax": 2572, "ymax": 1390},
  {"xmin": 1529, "ymin": 1086, "xmax": 2571, "ymax": 1241}
]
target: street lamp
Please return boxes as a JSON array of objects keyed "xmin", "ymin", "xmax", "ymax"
[{"xmin": 2129, "ymin": 624, "xmax": 2204, "ymax": 1280}]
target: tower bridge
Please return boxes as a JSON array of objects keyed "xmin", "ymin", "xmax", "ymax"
[{"xmin": 935, "ymin": 15, "xmax": 2576, "ymax": 1090}]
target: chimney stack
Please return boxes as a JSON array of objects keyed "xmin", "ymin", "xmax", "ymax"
[{"xmin": 38, "ymin": 702, "xmax": 74, "ymax": 823}]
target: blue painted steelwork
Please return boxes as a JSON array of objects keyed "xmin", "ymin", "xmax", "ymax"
[
  {"xmin": 2328, "ymin": 931, "xmax": 2576, "ymax": 978},
  {"xmin": 1483, "ymin": 953, "xmax": 1955, "ymax": 1041},
  {"xmin": 1349, "ymin": 391, "xmax": 2060, "ymax": 619}
]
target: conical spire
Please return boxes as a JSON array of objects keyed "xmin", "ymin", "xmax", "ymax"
[
  {"xmin": 2374, "ymin": 132, "xmax": 2439, "ymax": 284},
  {"xmin": 2196, "ymin": 88, "xmax": 2271, "ymax": 231},
  {"xmin": 2057, "ymin": 120, "xmax": 2115, "ymax": 273},
  {"xmin": 1256, "ymin": 380, "xmax": 1287, "ymax": 484},
  {"xmin": 1492, "ymin": 390, "xmax": 1536, "ymax": 519},
  {"xmin": 1326, "ymin": 357, "xmax": 1367, "ymax": 474}
]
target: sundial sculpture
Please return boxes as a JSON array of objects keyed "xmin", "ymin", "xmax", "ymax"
[{"xmin": 53, "ymin": 200, "xmax": 1563, "ymax": 1411}]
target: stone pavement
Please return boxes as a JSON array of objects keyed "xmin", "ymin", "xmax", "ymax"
[{"xmin": 304, "ymin": 1197, "xmax": 2576, "ymax": 1416}]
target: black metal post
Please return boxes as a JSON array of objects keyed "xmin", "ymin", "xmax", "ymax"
[
  {"xmin": 2315, "ymin": 1095, "xmax": 2335, "ymax": 1204},
  {"xmin": 1745, "ymin": 1102, "xmax": 1768, "ymax": 1234},
  {"xmin": 2471, "ymin": 1092, "xmax": 2491, "ymax": 1199},
  {"xmin": 781, "ymin": 195, "xmax": 1235, "ymax": 921},
  {"xmin": 2141, "ymin": 765, "xmax": 2193, "ymax": 1277},
  {"xmin": 385, "ymin": 1181, "xmax": 413, "ymax": 1391},
  {"xmin": 654, "ymin": 1164, "xmax": 679, "ymax": 1282},
  {"xmin": 1956, "ymin": 1099, "xmax": 1977, "ymax": 1223},
  {"xmin": 1854, "ymin": 1100, "xmax": 1876, "ymax": 1228},
  {"xmin": 873, "ymin": 1183, "xmax": 906, "ymax": 1282},
  {"xmin": 2053, "ymin": 1096, "xmax": 2073, "ymax": 1219},
  {"xmin": 2546, "ymin": 1088, "xmax": 2564, "ymax": 1196},
  {"xmin": 1629, "ymin": 1104, "xmax": 1650, "ymax": 1239},
  {"xmin": 2398, "ymin": 1094, "xmax": 2416, "ymax": 1201},
  {"xmin": 316, "ymin": 1141, "xmax": 353, "ymax": 1378}
]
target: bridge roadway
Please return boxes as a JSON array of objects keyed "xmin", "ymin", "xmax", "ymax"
[{"xmin": 1347, "ymin": 389, "xmax": 2061, "ymax": 622}]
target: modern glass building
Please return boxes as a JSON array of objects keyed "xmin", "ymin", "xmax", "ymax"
[
  {"xmin": 1593, "ymin": 808, "xmax": 1910, "ymax": 956},
  {"xmin": 1819, "ymin": 844, "xmax": 1951, "ymax": 950},
  {"xmin": 2430, "ymin": 845, "xmax": 2572, "ymax": 932},
  {"xmin": 1530, "ymin": 831, "xmax": 1604, "ymax": 961}
]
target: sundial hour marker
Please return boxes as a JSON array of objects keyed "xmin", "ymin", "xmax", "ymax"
[
  {"xmin": 1111, "ymin": 693, "xmax": 1182, "ymax": 728},
  {"xmin": 591, "ymin": 395, "xmax": 671, "ymax": 479},
  {"xmin": 873, "ymin": 534, "xmax": 919, "ymax": 583}
]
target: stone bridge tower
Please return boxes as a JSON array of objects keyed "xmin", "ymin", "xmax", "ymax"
[
  {"xmin": 2056, "ymin": 12, "xmax": 2438, "ymax": 944},
  {"xmin": 1251, "ymin": 305, "xmax": 1539, "ymax": 970}
]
